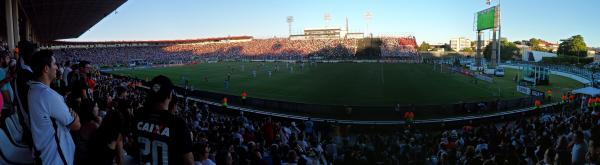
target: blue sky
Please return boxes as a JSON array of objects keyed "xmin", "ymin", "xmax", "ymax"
[{"xmin": 70, "ymin": 0, "xmax": 600, "ymax": 47}]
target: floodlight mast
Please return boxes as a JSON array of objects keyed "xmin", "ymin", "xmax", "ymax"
[
  {"xmin": 364, "ymin": 11, "xmax": 372, "ymax": 37},
  {"xmin": 286, "ymin": 16, "xmax": 294, "ymax": 36},
  {"xmin": 324, "ymin": 13, "xmax": 331, "ymax": 27}
]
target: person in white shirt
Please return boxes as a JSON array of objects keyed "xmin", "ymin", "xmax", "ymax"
[
  {"xmin": 571, "ymin": 131, "xmax": 587, "ymax": 165},
  {"xmin": 62, "ymin": 61, "xmax": 72, "ymax": 87},
  {"xmin": 28, "ymin": 50, "xmax": 81, "ymax": 165}
]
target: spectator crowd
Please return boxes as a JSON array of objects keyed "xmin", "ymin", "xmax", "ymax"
[
  {"xmin": 4, "ymin": 40, "xmax": 600, "ymax": 165},
  {"xmin": 52, "ymin": 38, "xmax": 420, "ymax": 68},
  {"xmin": 380, "ymin": 37, "xmax": 418, "ymax": 57}
]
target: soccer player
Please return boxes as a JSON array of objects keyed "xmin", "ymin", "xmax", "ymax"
[
  {"xmin": 252, "ymin": 70, "xmax": 257, "ymax": 78},
  {"xmin": 132, "ymin": 75, "xmax": 194, "ymax": 165}
]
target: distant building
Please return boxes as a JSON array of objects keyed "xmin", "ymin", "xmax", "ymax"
[
  {"xmin": 519, "ymin": 39, "xmax": 559, "ymax": 53},
  {"xmin": 450, "ymin": 37, "xmax": 471, "ymax": 52},
  {"xmin": 289, "ymin": 27, "xmax": 364, "ymax": 40},
  {"xmin": 588, "ymin": 50, "xmax": 596, "ymax": 57},
  {"xmin": 481, "ymin": 40, "xmax": 492, "ymax": 48},
  {"xmin": 540, "ymin": 40, "xmax": 559, "ymax": 53}
]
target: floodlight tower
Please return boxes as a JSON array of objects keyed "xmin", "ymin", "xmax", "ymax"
[
  {"xmin": 286, "ymin": 16, "xmax": 294, "ymax": 36},
  {"xmin": 497, "ymin": 0, "xmax": 502, "ymax": 66},
  {"xmin": 324, "ymin": 13, "xmax": 332, "ymax": 27},
  {"xmin": 364, "ymin": 11, "xmax": 373, "ymax": 36}
]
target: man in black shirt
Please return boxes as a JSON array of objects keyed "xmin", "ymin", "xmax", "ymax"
[
  {"xmin": 132, "ymin": 75, "xmax": 194, "ymax": 165},
  {"xmin": 13, "ymin": 41, "xmax": 36, "ymax": 148},
  {"xmin": 70, "ymin": 61, "xmax": 93, "ymax": 101}
]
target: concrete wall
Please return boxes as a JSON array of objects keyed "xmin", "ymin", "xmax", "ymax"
[{"xmin": 500, "ymin": 64, "xmax": 590, "ymax": 84}]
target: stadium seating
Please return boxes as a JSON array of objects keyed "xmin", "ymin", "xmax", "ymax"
[{"xmin": 53, "ymin": 38, "xmax": 421, "ymax": 67}]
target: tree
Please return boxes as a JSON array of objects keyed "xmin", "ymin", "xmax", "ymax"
[
  {"xmin": 461, "ymin": 47, "xmax": 474, "ymax": 53},
  {"xmin": 514, "ymin": 41, "xmax": 522, "ymax": 45},
  {"xmin": 558, "ymin": 35, "xmax": 588, "ymax": 57},
  {"xmin": 483, "ymin": 38, "xmax": 519, "ymax": 61},
  {"xmin": 418, "ymin": 41, "xmax": 431, "ymax": 51},
  {"xmin": 528, "ymin": 38, "xmax": 547, "ymax": 51}
]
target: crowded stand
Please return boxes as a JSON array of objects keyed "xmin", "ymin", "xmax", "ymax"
[
  {"xmin": 2, "ymin": 39, "xmax": 600, "ymax": 165},
  {"xmin": 380, "ymin": 37, "xmax": 418, "ymax": 57},
  {"xmin": 52, "ymin": 46, "xmax": 194, "ymax": 67},
  {"xmin": 52, "ymin": 37, "xmax": 423, "ymax": 68},
  {"xmin": 162, "ymin": 39, "xmax": 359, "ymax": 60}
]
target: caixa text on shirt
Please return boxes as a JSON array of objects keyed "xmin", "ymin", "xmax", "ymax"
[{"xmin": 137, "ymin": 121, "xmax": 170, "ymax": 137}]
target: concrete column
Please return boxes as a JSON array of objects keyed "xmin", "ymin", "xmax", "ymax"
[
  {"xmin": 476, "ymin": 31, "xmax": 482, "ymax": 67},
  {"xmin": 24, "ymin": 20, "xmax": 31, "ymax": 41},
  {"xmin": 5, "ymin": 0, "xmax": 15, "ymax": 51},
  {"xmin": 491, "ymin": 29, "xmax": 497, "ymax": 67},
  {"xmin": 12, "ymin": 0, "xmax": 19, "ymax": 43}
]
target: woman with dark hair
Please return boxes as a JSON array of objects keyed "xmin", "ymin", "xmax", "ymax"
[
  {"xmin": 87, "ymin": 110, "xmax": 125, "ymax": 165},
  {"xmin": 79, "ymin": 99, "xmax": 102, "ymax": 140},
  {"xmin": 555, "ymin": 136, "xmax": 571, "ymax": 165},
  {"xmin": 75, "ymin": 99, "xmax": 102, "ymax": 164},
  {"xmin": 215, "ymin": 150, "xmax": 234, "ymax": 165}
]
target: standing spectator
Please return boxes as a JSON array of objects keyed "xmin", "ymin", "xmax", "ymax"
[
  {"xmin": 15, "ymin": 41, "xmax": 36, "ymax": 114},
  {"xmin": 75, "ymin": 99, "xmax": 102, "ymax": 164},
  {"xmin": 215, "ymin": 150, "xmax": 234, "ymax": 165},
  {"xmin": 87, "ymin": 110, "xmax": 125, "ymax": 165},
  {"xmin": 571, "ymin": 131, "xmax": 587, "ymax": 165},
  {"xmin": 28, "ymin": 50, "xmax": 81, "ymax": 164},
  {"xmin": 304, "ymin": 118, "xmax": 314, "ymax": 137},
  {"xmin": 0, "ymin": 51, "xmax": 13, "ymax": 110},
  {"xmin": 14, "ymin": 41, "xmax": 36, "ymax": 146},
  {"xmin": 62, "ymin": 61, "xmax": 72, "ymax": 87},
  {"xmin": 71, "ymin": 61, "xmax": 93, "ymax": 100},
  {"xmin": 194, "ymin": 143, "xmax": 216, "ymax": 165},
  {"xmin": 132, "ymin": 75, "xmax": 194, "ymax": 165},
  {"xmin": 537, "ymin": 148, "xmax": 555, "ymax": 165},
  {"xmin": 51, "ymin": 68, "xmax": 68, "ymax": 96},
  {"xmin": 556, "ymin": 136, "xmax": 571, "ymax": 165}
]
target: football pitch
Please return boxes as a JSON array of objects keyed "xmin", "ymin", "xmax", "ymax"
[{"xmin": 112, "ymin": 62, "xmax": 584, "ymax": 106}]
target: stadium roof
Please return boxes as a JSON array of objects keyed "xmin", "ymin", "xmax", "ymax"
[{"xmin": 19, "ymin": 0, "xmax": 127, "ymax": 42}]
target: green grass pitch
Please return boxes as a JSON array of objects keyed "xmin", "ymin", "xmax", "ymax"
[{"xmin": 112, "ymin": 62, "xmax": 584, "ymax": 106}]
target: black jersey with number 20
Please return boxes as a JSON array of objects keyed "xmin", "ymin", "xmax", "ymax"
[{"xmin": 133, "ymin": 109, "xmax": 193, "ymax": 165}]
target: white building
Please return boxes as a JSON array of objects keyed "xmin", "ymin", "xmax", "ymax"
[
  {"xmin": 289, "ymin": 27, "xmax": 364, "ymax": 40},
  {"xmin": 480, "ymin": 40, "xmax": 492, "ymax": 48},
  {"xmin": 521, "ymin": 46, "xmax": 557, "ymax": 62},
  {"xmin": 450, "ymin": 37, "xmax": 471, "ymax": 52}
]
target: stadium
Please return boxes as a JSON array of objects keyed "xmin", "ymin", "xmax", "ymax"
[{"xmin": 1, "ymin": 0, "xmax": 599, "ymax": 165}]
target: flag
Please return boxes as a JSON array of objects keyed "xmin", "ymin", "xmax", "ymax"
[{"xmin": 486, "ymin": 0, "xmax": 491, "ymax": 5}]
